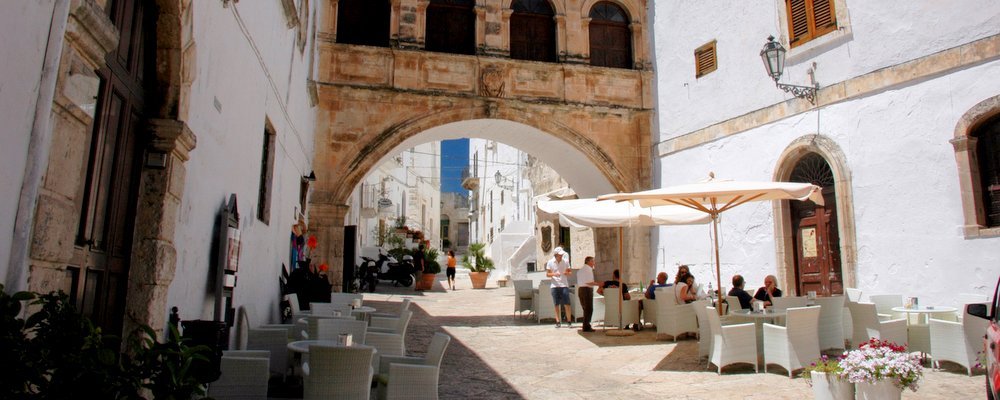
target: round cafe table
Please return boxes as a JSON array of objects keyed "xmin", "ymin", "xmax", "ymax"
[
  {"xmin": 890, "ymin": 306, "xmax": 958, "ymax": 324},
  {"xmin": 287, "ymin": 339, "xmax": 374, "ymax": 354},
  {"xmin": 890, "ymin": 305, "xmax": 957, "ymax": 359},
  {"xmin": 730, "ymin": 309, "xmax": 789, "ymax": 364}
]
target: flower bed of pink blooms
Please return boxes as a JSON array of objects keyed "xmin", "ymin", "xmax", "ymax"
[{"xmin": 840, "ymin": 338, "xmax": 923, "ymax": 391}]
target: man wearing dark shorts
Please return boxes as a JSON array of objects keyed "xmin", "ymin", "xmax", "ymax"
[{"xmin": 546, "ymin": 248, "xmax": 573, "ymax": 327}]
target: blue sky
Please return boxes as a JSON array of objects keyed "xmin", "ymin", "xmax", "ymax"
[{"xmin": 440, "ymin": 139, "xmax": 469, "ymax": 193}]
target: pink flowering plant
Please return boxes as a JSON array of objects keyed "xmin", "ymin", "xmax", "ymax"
[
  {"xmin": 840, "ymin": 338, "xmax": 923, "ymax": 392},
  {"xmin": 800, "ymin": 354, "xmax": 844, "ymax": 386}
]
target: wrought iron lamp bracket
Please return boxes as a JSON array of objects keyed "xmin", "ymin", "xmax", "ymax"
[{"xmin": 775, "ymin": 81, "xmax": 818, "ymax": 105}]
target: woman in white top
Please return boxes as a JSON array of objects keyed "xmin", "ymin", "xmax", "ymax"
[{"xmin": 674, "ymin": 273, "xmax": 698, "ymax": 304}]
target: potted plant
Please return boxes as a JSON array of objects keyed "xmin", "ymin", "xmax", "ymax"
[
  {"xmin": 841, "ymin": 338, "xmax": 923, "ymax": 400},
  {"xmin": 462, "ymin": 242, "xmax": 494, "ymax": 289},
  {"xmin": 416, "ymin": 247, "xmax": 442, "ymax": 290},
  {"xmin": 801, "ymin": 354, "xmax": 854, "ymax": 400}
]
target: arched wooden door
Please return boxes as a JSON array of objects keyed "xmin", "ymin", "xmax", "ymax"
[{"xmin": 790, "ymin": 153, "xmax": 843, "ymax": 296}]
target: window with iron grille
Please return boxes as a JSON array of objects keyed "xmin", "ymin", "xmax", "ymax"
[
  {"xmin": 336, "ymin": 0, "xmax": 390, "ymax": 47},
  {"xmin": 588, "ymin": 2, "xmax": 632, "ymax": 69},
  {"xmin": 694, "ymin": 40, "xmax": 717, "ymax": 78},
  {"xmin": 786, "ymin": 0, "xmax": 837, "ymax": 48},
  {"xmin": 974, "ymin": 115, "xmax": 1000, "ymax": 227},
  {"xmin": 425, "ymin": 0, "xmax": 476, "ymax": 55},
  {"xmin": 257, "ymin": 122, "xmax": 276, "ymax": 224},
  {"xmin": 510, "ymin": 0, "xmax": 556, "ymax": 62}
]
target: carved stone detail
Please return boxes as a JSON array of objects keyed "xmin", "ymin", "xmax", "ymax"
[{"xmin": 479, "ymin": 65, "xmax": 505, "ymax": 98}]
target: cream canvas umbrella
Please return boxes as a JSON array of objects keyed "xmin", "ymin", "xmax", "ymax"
[
  {"xmin": 536, "ymin": 198, "xmax": 711, "ymax": 334},
  {"xmin": 598, "ymin": 174, "xmax": 824, "ymax": 314}
]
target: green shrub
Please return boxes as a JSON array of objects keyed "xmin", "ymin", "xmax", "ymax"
[
  {"xmin": 462, "ymin": 242, "xmax": 494, "ymax": 273},
  {"xmin": 422, "ymin": 247, "xmax": 442, "ymax": 274}
]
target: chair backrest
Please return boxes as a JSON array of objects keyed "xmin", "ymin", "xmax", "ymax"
[
  {"xmin": 844, "ymin": 288, "xmax": 862, "ymax": 303},
  {"xmin": 868, "ymin": 294, "xmax": 903, "ymax": 315},
  {"xmin": 236, "ymin": 304, "xmax": 255, "ymax": 350},
  {"xmin": 692, "ymin": 300, "xmax": 712, "ymax": 357},
  {"xmin": 725, "ymin": 295, "xmax": 743, "ymax": 313},
  {"xmin": 259, "ymin": 323, "xmax": 297, "ymax": 341},
  {"xmin": 514, "ymin": 280, "xmax": 534, "ymax": 298},
  {"xmin": 705, "ymin": 306, "xmax": 723, "ymax": 338},
  {"xmin": 393, "ymin": 309, "xmax": 413, "ymax": 335},
  {"xmin": 314, "ymin": 318, "xmax": 368, "ymax": 343},
  {"xmin": 330, "ymin": 292, "xmax": 363, "ymax": 306},
  {"xmin": 424, "ymin": 332, "xmax": 452, "ymax": 367},
  {"xmin": 813, "ymin": 296, "xmax": 845, "ymax": 349},
  {"xmin": 287, "ymin": 294, "xmax": 301, "ymax": 315},
  {"xmin": 657, "ymin": 287, "xmax": 677, "ymax": 306},
  {"xmin": 246, "ymin": 329, "xmax": 289, "ymax": 375},
  {"xmin": 304, "ymin": 345, "xmax": 374, "ymax": 400},
  {"xmin": 846, "ymin": 301, "xmax": 881, "ymax": 345},
  {"xmin": 772, "ymin": 296, "xmax": 809, "ymax": 311},
  {"xmin": 310, "ymin": 302, "xmax": 352, "ymax": 317},
  {"xmin": 784, "ymin": 306, "xmax": 821, "ymax": 336},
  {"xmin": 210, "ymin": 355, "xmax": 270, "ymax": 400}
]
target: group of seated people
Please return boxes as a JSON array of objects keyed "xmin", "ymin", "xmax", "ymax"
[{"xmin": 728, "ymin": 273, "xmax": 783, "ymax": 310}]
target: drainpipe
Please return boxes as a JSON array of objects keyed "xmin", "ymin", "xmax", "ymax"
[{"xmin": 6, "ymin": 0, "xmax": 70, "ymax": 291}]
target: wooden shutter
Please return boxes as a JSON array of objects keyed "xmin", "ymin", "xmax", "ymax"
[
  {"xmin": 694, "ymin": 41, "xmax": 717, "ymax": 78},
  {"xmin": 787, "ymin": 0, "xmax": 837, "ymax": 48}
]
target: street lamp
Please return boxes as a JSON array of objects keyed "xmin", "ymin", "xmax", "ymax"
[{"xmin": 760, "ymin": 35, "xmax": 818, "ymax": 104}]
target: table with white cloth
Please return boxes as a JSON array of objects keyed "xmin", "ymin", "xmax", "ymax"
[
  {"xmin": 890, "ymin": 306, "xmax": 958, "ymax": 357},
  {"xmin": 730, "ymin": 309, "xmax": 788, "ymax": 364}
]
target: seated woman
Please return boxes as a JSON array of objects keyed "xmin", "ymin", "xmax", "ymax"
[
  {"xmin": 673, "ymin": 273, "xmax": 698, "ymax": 304},
  {"xmin": 753, "ymin": 274, "xmax": 783, "ymax": 306}
]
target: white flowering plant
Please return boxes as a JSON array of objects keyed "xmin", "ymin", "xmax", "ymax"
[{"xmin": 840, "ymin": 338, "xmax": 923, "ymax": 392}]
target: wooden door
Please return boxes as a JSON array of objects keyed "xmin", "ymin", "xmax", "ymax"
[
  {"xmin": 588, "ymin": 2, "xmax": 631, "ymax": 69},
  {"xmin": 71, "ymin": 0, "xmax": 151, "ymax": 336},
  {"xmin": 790, "ymin": 154, "xmax": 842, "ymax": 296},
  {"xmin": 425, "ymin": 1, "xmax": 475, "ymax": 55}
]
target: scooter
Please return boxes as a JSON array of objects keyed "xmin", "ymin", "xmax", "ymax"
[
  {"xmin": 356, "ymin": 257, "xmax": 379, "ymax": 293},
  {"xmin": 372, "ymin": 249, "xmax": 416, "ymax": 287}
]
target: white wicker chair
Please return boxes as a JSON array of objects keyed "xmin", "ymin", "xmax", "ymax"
[
  {"xmin": 534, "ymin": 280, "xmax": 557, "ymax": 323},
  {"xmin": 691, "ymin": 300, "xmax": 714, "ymax": 360},
  {"xmin": 930, "ymin": 304, "xmax": 990, "ymax": 375},
  {"xmin": 314, "ymin": 318, "xmax": 369, "ymax": 343},
  {"xmin": 771, "ymin": 296, "xmax": 809, "ymax": 311},
  {"xmin": 310, "ymin": 302, "xmax": 354, "ymax": 317},
  {"xmin": 641, "ymin": 287, "xmax": 671, "ymax": 327},
  {"xmin": 371, "ymin": 298, "xmax": 412, "ymax": 322},
  {"xmin": 725, "ymin": 295, "xmax": 744, "ymax": 314},
  {"xmin": 763, "ymin": 306, "xmax": 821, "ymax": 377},
  {"xmin": 371, "ymin": 309, "xmax": 413, "ymax": 335},
  {"xmin": 813, "ymin": 296, "xmax": 846, "ymax": 351},
  {"xmin": 844, "ymin": 288, "xmax": 862, "ymax": 302},
  {"xmin": 288, "ymin": 295, "xmax": 302, "ymax": 317},
  {"xmin": 706, "ymin": 306, "xmax": 758, "ymax": 374},
  {"xmin": 376, "ymin": 332, "xmax": 452, "ymax": 400},
  {"xmin": 368, "ymin": 310, "xmax": 412, "ymax": 355},
  {"xmin": 868, "ymin": 294, "xmax": 904, "ymax": 320},
  {"xmin": 654, "ymin": 289, "xmax": 697, "ymax": 341},
  {"xmin": 208, "ymin": 352, "xmax": 270, "ymax": 400},
  {"xmin": 513, "ymin": 280, "xmax": 534, "ymax": 317},
  {"xmin": 846, "ymin": 301, "xmax": 907, "ymax": 348},
  {"xmin": 602, "ymin": 288, "xmax": 640, "ymax": 329},
  {"xmin": 246, "ymin": 328, "xmax": 291, "ymax": 378},
  {"xmin": 303, "ymin": 345, "xmax": 375, "ymax": 400}
]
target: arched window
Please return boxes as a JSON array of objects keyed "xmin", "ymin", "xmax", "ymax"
[
  {"xmin": 588, "ymin": 2, "xmax": 632, "ymax": 69},
  {"xmin": 509, "ymin": 0, "xmax": 556, "ymax": 62},
  {"xmin": 425, "ymin": 0, "xmax": 476, "ymax": 55},
  {"xmin": 973, "ymin": 114, "xmax": 1000, "ymax": 227},
  {"xmin": 337, "ymin": 0, "xmax": 390, "ymax": 47}
]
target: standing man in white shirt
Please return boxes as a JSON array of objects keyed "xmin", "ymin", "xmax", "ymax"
[
  {"xmin": 576, "ymin": 256, "xmax": 600, "ymax": 332},
  {"xmin": 546, "ymin": 248, "xmax": 573, "ymax": 328}
]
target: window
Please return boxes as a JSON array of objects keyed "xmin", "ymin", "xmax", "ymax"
[
  {"xmin": 337, "ymin": 0, "xmax": 390, "ymax": 47},
  {"xmin": 786, "ymin": 0, "xmax": 837, "ymax": 48},
  {"xmin": 694, "ymin": 40, "xmax": 717, "ymax": 78},
  {"xmin": 974, "ymin": 115, "xmax": 1000, "ymax": 227},
  {"xmin": 425, "ymin": 0, "xmax": 476, "ymax": 55},
  {"xmin": 509, "ymin": 0, "xmax": 556, "ymax": 62},
  {"xmin": 588, "ymin": 2, "xmax": 632, "ymax": 69},
  {"xmin": 257, "ymin": 122, "xmax": 277, "ymax": 223}
]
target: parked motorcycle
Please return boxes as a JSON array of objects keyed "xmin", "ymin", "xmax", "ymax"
[
  {"xmin": 376, "ymin": 249, "xmax": 416, "ymax": 287},
  {"xmin": 355, "ymin": 257, "xmax": 379, "ymax": 293}
]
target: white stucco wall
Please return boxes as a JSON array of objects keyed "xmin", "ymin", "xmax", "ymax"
[
  {"xmin": 652, "ymin": 58, "xmax": 1000, "ymax": 307},
  {"xmin": 0, "ymin": 0, "xmax": 58, "ymax": 286},
  {"xmin": 653, "ymin": 1, "xmax": 1000, "ymax": 141},
  {"xmin": 166, "ymin": 1, "xmax": 316, "ymax": 327}
]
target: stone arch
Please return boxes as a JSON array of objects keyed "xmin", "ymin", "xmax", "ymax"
[
  {"xmin": 502, "ymin": 0, "xmax": 566, "ymax": 16},
  {"xmin": 328, "ymin": 105, "xmax": 631, "ymax": 205},
  {"xmin": 951, "ymin": 94, "xmax": 1000, "ymax": 238},
  {"xmin": 772, "ymin": 134, "xmax": 857, "ymax": 292},
  {"xmin": 580, "ymin": 0, "xmax": 641, "ymax": 24}
]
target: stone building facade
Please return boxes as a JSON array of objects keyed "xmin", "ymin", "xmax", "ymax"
[
  {"xmin": 310, "ymin": 0, "xmax": 655, "ymax": 288},
  {"xmin": 1, "ymin": 0, "xmax": 317, "ymax": 342},
  {"xmin": 651, "ymin": 1, "xmax": 1000, "ymax": 305}
]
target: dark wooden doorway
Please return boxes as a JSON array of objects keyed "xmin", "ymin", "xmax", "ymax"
[
  {"xmin": 425, "ymin": 0, "xmax": 476, "ymax": 55},
  {"xmin": 790, "ymin": 153, "xmax": 843, "ymax": 296},
  {"xmin": 71, "ymin": 0, "xmax": 153, "ymax": 337},
  {"xmin": 588, "ymin": 2, "xmax": 632, "ymax": 69}
]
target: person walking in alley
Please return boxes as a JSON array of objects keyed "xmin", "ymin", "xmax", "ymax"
[
  {"xmin": 546, "ymin": 248, "xmax": 573, "ymax": 328},
  {"xmin": 446, "ymin": 250, "xmax": 457, "ymax": 290},
  {"xmin": 576, "ymin": 256, "xmax": 600, "ymax": 332}
]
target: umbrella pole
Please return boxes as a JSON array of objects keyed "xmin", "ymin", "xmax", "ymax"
[{"xmin": 712, "ymin": 213, "xmax": 724, "ymax": 316}]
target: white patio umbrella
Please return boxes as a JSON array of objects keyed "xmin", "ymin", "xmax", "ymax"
[
  {"xmin": 598, "ymin": 174, "xmax": 824, "ymax": 314},
  {"xmin": 536, "ymin": 198, "xmax": 711, "ymax": 334}
]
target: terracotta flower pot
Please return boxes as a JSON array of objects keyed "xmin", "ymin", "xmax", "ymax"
[
  {"xmin": 417, "ymin": 273, "xmax": 437, "ymax": 290},
  {"xmin": 469, "ymin": 272, "xmax": 489, "ymax": 289}
]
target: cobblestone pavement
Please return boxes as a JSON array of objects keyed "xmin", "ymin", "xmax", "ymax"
[{"xmin": 363, "ymin": 275, "xmax": 984, "ymax": 399}]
